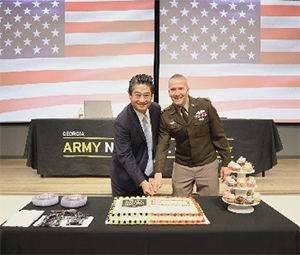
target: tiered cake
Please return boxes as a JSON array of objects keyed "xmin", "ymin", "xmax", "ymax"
[
  {"xmin": 105, "ymin": 196, "xmax": 210, "ymax": 225},
  {"xmin": 222, "ymin": 156, "xmax": 261, "ymax": 213}
]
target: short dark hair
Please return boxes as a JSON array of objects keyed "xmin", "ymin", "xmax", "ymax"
[{"xmin": 128, "ymin": 74, "xmax": 154, "ymax": 95}]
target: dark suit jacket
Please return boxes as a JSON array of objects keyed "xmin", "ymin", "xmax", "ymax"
[{"xmin": 110, "ymin": 102, "xmax": 161, "ymax": 196}]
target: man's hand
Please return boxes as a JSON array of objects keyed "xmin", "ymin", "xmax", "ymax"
[
  {"xmin": 151, "ymin": 173, "xmax": 163, "ymax": 193},
  {"xmin": 140, "ymin": 180, "xmax": 155, "ymax": 196},
  {"xmin": 220, "ymin": 166, "xmax": 231, "ymax": 181}
]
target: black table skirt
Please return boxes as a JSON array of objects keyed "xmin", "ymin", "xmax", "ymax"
[
  {"xmin": 1, "ymin": 196, "xmax": 299, "ymax": 254},
  {"xmin": 24, "ymin": 118, "xmax": 283, "ymax": 176}
]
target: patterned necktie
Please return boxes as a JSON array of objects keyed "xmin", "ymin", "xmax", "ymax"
[
  {"xmin": 181, "ymin": 107, "xmax": 188, "ymax": 123},
  {"xmin": 142, "ymin": 115, "xmax": 153, "ymax": 176}
]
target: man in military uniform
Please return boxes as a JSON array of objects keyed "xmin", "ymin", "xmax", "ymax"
[{"xmin": 152, "ymin": 74, "xmax": 231, "ymax": 196}]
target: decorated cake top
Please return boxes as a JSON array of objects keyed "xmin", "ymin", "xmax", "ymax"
[
  {"xmin": 106, "ymin": 196, "xmax": 210, "ymax": 225},
  {"xmin": 111, "ymin": 196, "xmax": 202, "ymax": 215}
]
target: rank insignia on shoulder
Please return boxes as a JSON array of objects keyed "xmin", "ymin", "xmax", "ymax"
[{"xmin": 162, "ymin": 105, "xmax": 172, "ymax": 112}]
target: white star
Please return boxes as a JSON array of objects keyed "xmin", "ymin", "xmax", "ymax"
[
  {"xmin": 160, "ymin": 42, "xmax": 168, "ymax": 51},
  {"xmin": 239, "ymin": 0, "xmax": 245, "ymax": 3},
  {"xmin": 160, "ymin": 7, "xmax": 168, "ymax": 16},
  {"xmin": 4, "ymin": 38, "xmax": 13, "ymax": 47},
  {"xmin": 33, "ymin": 45, "xmax": 41, "ymax": 54},
  {"xmin": 170, "ymin": 16, "xmax": 178, "ymax": 25},
  {"xmin": 190, "ymin": 0, "xmax": 199, "ymax": 8},
  {"xmin": 210, "ymin": 51, "xmax": 218, "ymax": 60},
  {"xmin": 169, "ymin": 0, "xmax": 178, "ymax": 8},
  {"xmin": 23, "ymin": 7, "xmax": 31, "ymax": 15},
  {"xmin": 210, "ymin": 33, "xmax": 218, "ymax": 42},
  {"xmin": 13, "ymin": 0, "xmax": 22, "ymax": 8},
  {"xmin": 180, "ymin": 25, "xmax": 189, "ymax": 33},
  {"xmin": 42, "ymin": 37, "xmax": 50, "ymax": 45},
  {"xmin": 229, "ymin": 17, "xmax": 237, "ymax": 26},
  {"xmin": 247, "ymin": 2, "xmax": 255, "ymax": 10},
  {"xmin": 190, "ymin": 16, "xmax": 199, "ymax": 25},
  {"xmin": 23, "ymin": 38, "xmax": 31, "ymax": 46},
  {"xmin": 239, "ymin": 10, "xmax": 246, "ymax": 18},
  {"xmin": 200, "ymin": 42, "xmax": 209, "ymax": 51},
  {"xmin": 51, "ymin": 44, "xmax": 59, "ymax": 54},
  {"xmin": 229, "ymin": 2, "xmax": 237, "ymax": 10},
  {"xmin": 170, "ymin": 51, "xmax": 179, "ymax": 60},
  {"xmin": 180, "ymin": 42, "xmax": 189, "ymax": 51},
  {"xmin": 180, "ymin": 8, "xmax": 190, "ymax": 17},
  {"xmin": 0, "ymin": 49, "xmax": 3, "ymax": 55},
  {"xmin": 14, "ymin": 29, "xmax": 22, "ymax": 38},
  {"xmin": 171, "ymin": 16, "xmax": 179, "ymax": 25},
  {"xmin": 52, "ymin": 13, "xmax": 60, "ymax": 21},
  {"xmin": 210, "ymin": 1, "xmax": 218, "ymax": 9},
  {"xmin": 248, "ymin": 18, "xmax": 256, "ymax": 26},
  {"xmin": 201, "ymin": 9, "xmax": 209, "ymax": 17},
  {"xmin": 14, "ymin": 46, "xmax": 22, "ymax": 55},
  {"xmin": 51, "ymin": 1, "xmax": 59, "ymax": 7},
  {"xmin": 33, "ymin": 29, "xmax": 41, "ymax": 37},
  {"xmin": 23, "ymin": 22, "xmax": 32, "ymax": 30},
  {"xmin": 32, "ymin": 14, "xmax": 41, "ymax": 22},
  {"xmin": 248, "ymin": 34, "xmax": 256, "ymax": 43},
  {"xmin": 239, "ymin": 26, "xmax": 246, "ymax": 34},
  {"xmin": 160, "ymin": 24, "xmax": 168, "ymax": 33},
  {"xmin": 229, "ymin": 51, "xmax": 237, "ymax": 59},
  {"xmin": 219, "ymin": 9, "xmax": 228, "ymax": 17},
  {"xmin": 238, "ymin": 43, "xmax": 247, "ymax": 51},
  {"xmin": 14, "ymin": 14, "xmax": 22, "ymax": 22},
  {"xmin": 51, "ymin": 29, "xmax": 59, "ymax": 37},
  {"xmin": 190, "ymin": 51, "xmax": 199, "ymax": 60},
  {"xmin": 42, "ymin": 8, "xmax": 50, "ymax": 14},
  {"xmin": 4, "ymin": 22, "xmax": 12, "ymax": 30},
  {"xmin": 0, "ymin": 32, "xmax": 2, "ymax": 39},
  {"xmin": 220, "ymin": 43, "xmax": 228, "ymax": 51},
  {"xmin": 200, "ymin": 25, "xmax": 209, "ymax": 34},
  {"xmin": 170, "ymin": 33, "xmax": 178, "ymax": 42},
  {"xmin": 220, "ymin": 26, "xmax": 228, "ymax": 34},
  {"xmin": 32, "ymin": 0, "xmax": 40, "ymax": 8},
  {"xmin": 248, "ymin": 51, "xmax": 255, "ymax": 59},
  {"xmin": 4, "ymin": 7, "xmax": 12, "ymax": 15},
  {"xmin": 42, "ymin": 22, "xmax": 50, "ymax": 29},
  {"xmin": 190, "ymin": 33, "xmax": 199, "ymax": 42},
  {"xmin": 230, "ymin": 34, "xmax": 237, "ymax": 43},
  {"xmin": 210, "ymin": 16, "xmax": 219, "ymax": 26}
]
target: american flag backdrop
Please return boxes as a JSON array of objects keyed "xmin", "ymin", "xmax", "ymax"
[
  {"xmin": 159, "ymin": 0, "xmax": 300, "ymax": 123},
  {"xmin": 0, "ymin": 0, "xmax": 155, "ymax": 122}
]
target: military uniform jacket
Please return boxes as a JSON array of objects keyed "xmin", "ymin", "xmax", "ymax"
[{"xmin": 154, "ymin": 96, "xmax": 231, "ymax": 173}]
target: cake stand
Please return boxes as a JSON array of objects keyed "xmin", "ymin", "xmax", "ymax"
[{"xmin": 223, "ymin": 169, "xmax": 260, "ymax": 214}]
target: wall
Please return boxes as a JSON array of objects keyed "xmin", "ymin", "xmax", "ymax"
[{"xmin": 0, "ymin": 123, "xmax": 299, "ymax": 158}]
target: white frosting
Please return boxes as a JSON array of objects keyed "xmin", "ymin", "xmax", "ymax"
[
  {"xmin": 106, "ymin": 196, "xmax": 210, "ymax": 225},
  {"xmin": 114, "ymin": 196, "xmax": 199, "ymax": 214}
]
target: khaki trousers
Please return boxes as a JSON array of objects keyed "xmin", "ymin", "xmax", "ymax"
[{"xmin": 172, "ymin": 160, "xmax": 219, "ymax": 196}]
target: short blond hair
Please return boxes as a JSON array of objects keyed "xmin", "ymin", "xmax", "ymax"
[{"xmin": 169, "ymin": 74, "xmax": 188, "ymax": 87}]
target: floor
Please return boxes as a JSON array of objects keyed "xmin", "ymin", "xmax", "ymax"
[{"xmin": 1, "ymin": 194, "xmax": 299, "ymax": 227}]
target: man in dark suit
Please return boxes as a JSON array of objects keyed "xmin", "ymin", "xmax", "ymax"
[{"xmin": 109, "ymin": 74, "xmax": 161, "ymax": 197}]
